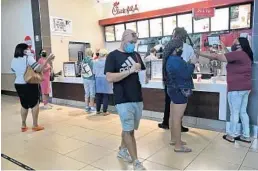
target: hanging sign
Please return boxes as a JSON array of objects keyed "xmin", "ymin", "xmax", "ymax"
[
  {"xmin": 112, "ymin": 1, "xmax": 139, "ymax": 16},
  {"xmin": 192, "ymin": 8, "xmax": 215, "ymax": 19}
]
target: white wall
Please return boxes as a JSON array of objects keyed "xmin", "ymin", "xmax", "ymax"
[
  {"xmin": 48, "ymin": 0, "xmax": 105, "ymax": 73},
  {"xmin": 1, "ymin": 0, "xmax": 35, "ymax": 91}
]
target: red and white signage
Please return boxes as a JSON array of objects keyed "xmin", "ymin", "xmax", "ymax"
[
  {"xmin": 112, "ymin": 1, "xmax": 139, "ymax": 16},
  {"xmin": 192, "ymin": 8, "xmax": 215, "ymax": 19}
]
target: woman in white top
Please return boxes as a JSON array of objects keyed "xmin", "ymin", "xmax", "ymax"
[{"xmin": 11, "ymin": 43, "xmax": 55, "ymax": 132}]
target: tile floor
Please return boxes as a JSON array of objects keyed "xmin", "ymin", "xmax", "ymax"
[{"xmin": 1, "ymin": 95, "xmax": 258, "ymax": 170}]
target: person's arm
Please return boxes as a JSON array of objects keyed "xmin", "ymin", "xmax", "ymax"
[
  {"xmin": 28, "ymin": 54, "xmax": 55, "ymax": 73},
  {"xmin": 196, "ymin": 50, "xmax": 227, "ymax": 62}
]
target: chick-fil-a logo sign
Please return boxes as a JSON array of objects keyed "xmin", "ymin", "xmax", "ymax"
[{"xmin": 112, "ymin": 1, "xmax": 139, "ymax": 16}]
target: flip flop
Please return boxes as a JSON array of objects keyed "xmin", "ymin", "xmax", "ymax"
[
  {"xmin": 174, "ymin": 146, "xmax": 192, "ymax": 153},
  {"xmin": 170, "ymin": 141, "xmax": 187, "ymax": 146},
  {"xmin": 21, "ymin": 127, "xmax": 28, "ymax": 132},
  {"xmin": 235, "ymin": 136, "xmax": 251, "ymax": 143},
  {"xmin": 222, "ymin": 135, "xmax": 235, "ymax": 143},
  {"xmin": 32, "ymin": 126, "xmax": 45, "ymax": 132}
]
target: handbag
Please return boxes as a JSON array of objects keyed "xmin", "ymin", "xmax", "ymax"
[{"xmin": 24, "ymin": 57, "xmax": 43, "ymax": 84}]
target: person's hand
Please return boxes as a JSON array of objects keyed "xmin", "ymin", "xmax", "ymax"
[
  {"xmin": 130, "ymin": 63, "xmax": 141, "ymax": 73},
  {"xmin": 47, "ymin": 54, "xmax": 55, "ymax": 61},
  {"xmin": 189, "ymin": 57, "xmax": 198, "ymax": 65}
]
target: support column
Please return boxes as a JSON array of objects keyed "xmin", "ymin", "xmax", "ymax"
[{"xmin": 248, "ymin": 0, "xmax": 258, "ymax": 137}]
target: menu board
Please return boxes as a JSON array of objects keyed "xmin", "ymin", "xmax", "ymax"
[
  {"xmin": 230, "ymin": 4, "xmax": 251, "ymax": 29},
  {"xmin": 193, "ymin": 18, "xmax": 210, "ymax": 33},
  {"xmin": 63, "ymin": 62, "xmax": 76, "ymax": 77},
  {"xmin": 137, "ymin": 20, "xmax": 149, "ymax": 38},
  {"xmin": 163, "ymin": 16, "xmax": 177, "ymax": 36},
  {"xmin": 151, "ymin": 60, "xmax": 162, "ymax": 80},
  {"xmin": 115, "ymin": 24, "xmax": 125, "ymax": 41},
  {"xmin": 105, "ymin": 26, "xmax": 115, "ymax": 42},
  {"xmin": 150, "ymin": 18, "xmax": 162, "ymax": 37},
  {"xmin": 178, "ymin": 13, "xmax": 193, "ymax": 33},
  {"xmin": 126, "ymin": 22, "xmax": 137, "ymax": 32},
  {"xmin": 211, "ymin": 8, "xmax": 229, "ymax": 31}
]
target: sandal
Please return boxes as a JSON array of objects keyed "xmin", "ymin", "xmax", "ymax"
[
  {"xmin": 103, "ymin": 112, "xmax": 110, "ymax": 116},
  {"xmin": 222, "ymin": 135, "xmax": 235, "ymax": 143},
  {"xmin": 174, "ymin": 146, "xmax": 192, "ymax": 153},
  {"xmin": 21, "ymin": 127, "xmax": 28, "ymax": 132},
  {"xmin": 32, "ymin": 126, "xmax": 45, "ymax": 132},
  {"xmin": 235, "ymin": 136, "xmax": 251, "ymax": 143},
  {"xmin": 170, "ymin": 141, "xmax": 187, "ymax": 146}
]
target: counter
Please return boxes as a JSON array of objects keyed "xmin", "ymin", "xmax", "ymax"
[{"xmin": 51, "ymin": 76, "xmax": 228, "ymax": 121}]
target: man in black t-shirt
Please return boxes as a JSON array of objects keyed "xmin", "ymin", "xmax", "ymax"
[{"xmin": 105, "ymin": 29, "xmax": 146, "ymax": 170}]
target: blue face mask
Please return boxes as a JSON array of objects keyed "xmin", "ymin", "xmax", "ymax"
[{"xmin": 124, "ymin": 43, "xmax": 135, "ymax": 53}]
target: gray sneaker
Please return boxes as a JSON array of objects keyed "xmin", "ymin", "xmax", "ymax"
[
  {"xmin": 117, "ymin": 148, "xmax": 132, "ymax": 163},
  {"xmin": 133, "ymin": 160, "xmax": 146, "ymax": 170}
]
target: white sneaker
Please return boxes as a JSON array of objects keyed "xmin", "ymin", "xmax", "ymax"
[
  {"xmin": 133, "ymin": 160, "xmax": 146, "ymax": 170},
  {"xmin": 43, "ymin": 104, "xmax": 52, "ymax": 110},
  {"xmin": 117, "ymin": 148, "xmax": 133, "ymax": 163},
  {"xmin": 89, "ymin": 107, "xmax": 97, "ymax": 114}
]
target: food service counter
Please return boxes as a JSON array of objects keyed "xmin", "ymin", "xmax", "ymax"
[{"xmin": 51, "ymin": 76, "xmax": 228, "ymax": 122}]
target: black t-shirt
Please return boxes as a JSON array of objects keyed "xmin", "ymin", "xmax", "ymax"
[{"xmin": 104, "ymin": 50, "xmax": 146, "ymax": 105}]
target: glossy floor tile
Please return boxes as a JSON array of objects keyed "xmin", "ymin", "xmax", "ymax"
[{"xmin": 1, "ymin": 95, "xmax": 258, "ymax": 170}]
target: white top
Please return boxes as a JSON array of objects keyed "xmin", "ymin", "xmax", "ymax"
[
  {"xmin": 11, "ymin": 55, "xmax": 40, "ymax": 84},
  {"xmin": 145, "ymin": 53, "xmax": 158, "ymax": 63},
  {"xmin": 181, "ymin": 43, "xmax": 196, "ymax": 62}
]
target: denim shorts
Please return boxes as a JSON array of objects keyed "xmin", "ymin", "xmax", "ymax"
[
  {"xmin": 116, "ymin": 102, "xmax": 143, "ymax": 132},
  {"xmin": 83, "ymin": 79, "xmax": 95, "ymax": 98},
  {"xmin": 167, "ymin": 87, "xmax": 188, "ymax": 104}
]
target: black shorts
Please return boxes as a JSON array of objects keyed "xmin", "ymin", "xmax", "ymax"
[{"xmin": 15, "ymin": 84, "xmax": 40, "ymax": 109}]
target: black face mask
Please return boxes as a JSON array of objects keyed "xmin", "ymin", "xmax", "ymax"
[
  {"xmin": 96, "ymin": 53, "xmax": 100, "ymax": 57},
  {"xmin": 41, "ymin": 52, "xmax": 47, "ymax": 57},
  {"xmin": 231, "ymin": 44, "xmax": 240, "ymax": 51}
]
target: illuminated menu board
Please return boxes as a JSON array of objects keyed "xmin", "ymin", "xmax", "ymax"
[
  {"xmin": 126, "ymin": 22, "xmax": 137, "ymax": 32},
  {"xmin": 137, "ymin": 20, "xmax": 149, "ymax": 38},
  {"xmin": 115, "ymin": 24, "xmax": 125, "ymax": 41},
  {"xmin": 178, "ymin": 13, "xmax": 193, "ymax": 33},
  {"xmin": 193, "ymin": 18, "xmax": 210, "ymax": 33},
  {"xmin": 150, "ymin": 18, "xmax": 162, "ymax": 37},
  {"xmin": 211, "ymin": 8, "xmax": 229, "ymax": 31},
  {"xmin": 105, "ymin": 26, "xmax": 115, "ymax": 42},
  {"xmin": 163, "ymin": 16, "xmax": 177, "ymax": 36},
  {"xmin": 230, "ymin": 4, "xmax": 251, "ymax": 29}
]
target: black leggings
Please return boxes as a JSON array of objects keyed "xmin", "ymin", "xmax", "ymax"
[{"xmin": 96, "ymin": 93, "xmax": 109, "ymax": 112}]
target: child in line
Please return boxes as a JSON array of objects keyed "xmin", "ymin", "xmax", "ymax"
[
  {"xmin": 93, "ymin": 49, "xmax": 113, "ymax": 115},
  {"xmin": 81, "ymin": 48, "xmax": 96, "ymax": 113}
]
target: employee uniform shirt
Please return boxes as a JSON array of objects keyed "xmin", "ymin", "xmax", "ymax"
[
  {"xmin": 11, "ymin": 55, "xmax": 40, "ymax": 84},
  {"xmin": 225, "ymin": 51, "xmax": 252, "ymax": 91},
  {"xmin": 182, "ymin": 43, "xmax": 196, "ymax": 62},
  {"xmin": 104, "ymin": 50, "xmax": 146, "ymax": 105}
]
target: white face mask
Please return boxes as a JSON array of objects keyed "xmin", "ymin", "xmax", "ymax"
[{"xmin": 24, "ymin": 50, "xmax": 32, "ymax": 56}]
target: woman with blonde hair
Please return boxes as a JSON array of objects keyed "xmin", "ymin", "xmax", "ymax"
[
  {"xmin": 81, "ymin": 48, "xmax": 96, "ymax": 113},
  {"xmin": 93, "ymin": 49, "xmax": 113, "ymax": 115}
]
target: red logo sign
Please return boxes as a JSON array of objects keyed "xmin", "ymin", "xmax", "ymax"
[
  {"xmin": 112, "ymin": 1, "xmax": 139, "ymax": 16},
  {"xmin": 192, "ymin": 8, "xmax": 215, "ymax": 19}
]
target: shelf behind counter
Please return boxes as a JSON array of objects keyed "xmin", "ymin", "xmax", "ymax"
[{"xmin": 51, "ymin": 76, "xmax": 228, "ymax": 121}]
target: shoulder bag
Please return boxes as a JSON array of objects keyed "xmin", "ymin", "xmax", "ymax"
[{"xmin": 24, "ymin": 57, "xmax": 43, "ymax": 84}]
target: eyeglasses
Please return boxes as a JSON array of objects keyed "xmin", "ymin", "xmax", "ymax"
[{"xmin": 132, "ymin": 32, "xmax": 139, "ymax": 38}]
